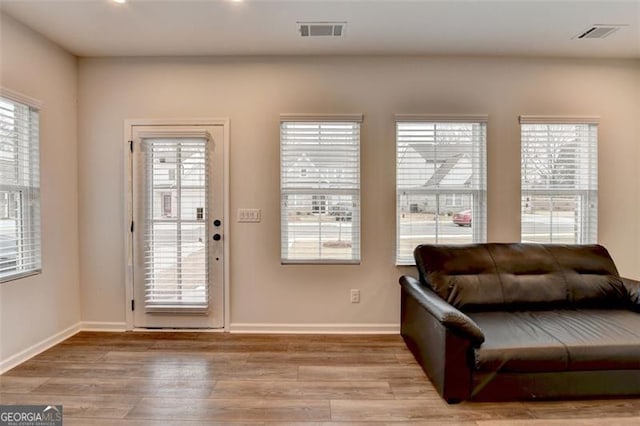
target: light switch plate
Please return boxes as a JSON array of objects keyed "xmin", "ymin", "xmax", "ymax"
[{"xmin": 237, "ymin": 208, "xmax": 261, "ymax": 223}]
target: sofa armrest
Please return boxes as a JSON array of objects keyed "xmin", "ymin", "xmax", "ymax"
[
  {"xmin": 622, "ymin": 277, "xmax": 640, "ymax": 309},
  {"xmin": 399, "ymin": 275, "xmax": 485, "ymax": 346}
]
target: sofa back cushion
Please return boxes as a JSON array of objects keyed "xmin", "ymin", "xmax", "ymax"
[
  {"xmin": 414, "ymin": 243, "xmax": 625, "ymax": 311},
  {"xmin": 545, "ymin": 245, "xmax": 626, "ymax": 307},
  {"xmin": 484, "ymin": 244, "xmax": 569, "ymax": 308},
  {"xmin": 414, "ymin": 244, "xmax": 504, "ymax": 309}
]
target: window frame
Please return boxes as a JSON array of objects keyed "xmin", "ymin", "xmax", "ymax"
[
  {"xmin": 395, "ymin": 114, "xmax": 488, "ymax": 266},
  {"xmin": 519, "ymin": 115, "xmax": 599, "ymax": 245},
  {"xmin": 280, "ymin": 113, "xmax": 363, "ymax": 264},
  {"xmin": 0, "ymin": 88, "xmax": 42, "ymax": 283}
]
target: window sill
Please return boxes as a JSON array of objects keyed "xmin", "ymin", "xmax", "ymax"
[{"xmin": 0, "ymin": 269, "xmax": 42, "ymax": 284}]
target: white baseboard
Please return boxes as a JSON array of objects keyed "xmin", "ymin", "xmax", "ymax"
[
  {"xmin": 0, "ymin": 322, "xmax": 81, "ymax": 374},
  {"xmin": 79, "ymin": 321, "xmax": 127, "ymax": 332},
  {"xmin": 131, "ymin": 328, "xmax": 224, "ymax": 332},
  {"xmin": 228, "ymin": 323, "xmax": 400, "ymax": 334}
]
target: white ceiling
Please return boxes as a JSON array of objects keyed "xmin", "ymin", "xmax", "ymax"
[{"xmin": 1, "ymin": 0, "xmax": 639, "ymax": 59}]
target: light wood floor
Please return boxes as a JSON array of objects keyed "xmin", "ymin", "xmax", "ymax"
[{"xmin": 1, "ymin": 332, "xmax": 640, "ymax": 425}]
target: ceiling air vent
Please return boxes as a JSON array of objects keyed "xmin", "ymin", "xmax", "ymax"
[
  {"xmin": 574, "ymin": 25, "xmax": 626, "ymax": 39},
  {"xmin": 298, "ymin": 22, "xmax": 346, "ymax": 38}
]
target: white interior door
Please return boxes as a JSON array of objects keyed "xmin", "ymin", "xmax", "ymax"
[{"xmin": 131, "ymin": 124, "xmax": 224, "ymax": 328}]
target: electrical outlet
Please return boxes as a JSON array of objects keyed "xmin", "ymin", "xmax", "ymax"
[
  {"xmin": 350, "ymin": 289, "xmax": 360, "ymax": 303},
  {"xmin": 237, "ymin": 208, "xmax": 261, "ymax": 223}
]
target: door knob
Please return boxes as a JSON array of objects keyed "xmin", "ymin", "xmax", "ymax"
[{"xmin": 213, "ymin": 234, "xmax": 221, "ymax": 241}]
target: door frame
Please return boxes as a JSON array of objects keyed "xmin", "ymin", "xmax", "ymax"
[{"xmin": 123, "ymin": 118, "xmax": 230, "ymax": 331}]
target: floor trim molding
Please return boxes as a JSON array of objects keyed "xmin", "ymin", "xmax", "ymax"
[
  {"xmin": 228, "ymin": 323, "xmax": 400, "ymax": 334},
  {"xmin": 80, "ymin": 321, "xmax": 127, "ymax": 332},
  {"xmin": 0, "ymin": 322, "xmax": 81, "ymax": 374}
]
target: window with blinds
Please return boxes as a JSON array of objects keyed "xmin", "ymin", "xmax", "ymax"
[
  {"xmin": 520, "ymin": 116, "xmax": 598, "ymax": 244},
  {"xmin": 396, "ymin": 115, "xmax": 487, "ymax": 265},
  {"xmin": 0, "ymin": 94, "xmax": 41, "ymax": 282},
  {"xmin": 280, "ymin": 115, "xmax": 361, "ymax": 263},
  {"xmin": 142, "ymin": 137, "xmax": 209, "ymax": 311}
]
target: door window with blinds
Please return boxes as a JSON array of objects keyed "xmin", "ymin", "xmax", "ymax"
[
  {"xmin": 520, "ymin": 116, "xmax": 598, "ymax": 244},
  {"xmin": 141, "ymin": 137, "xmax": 209, "ymax": 311},
  {"xmin": 280, "ymin": 115, "xmax": 362, "ymax": 263},
  {"xmin": 396, "ymin": 115, "xmax": 487, "ymax": 265},
  {"xmin": 0, "ymin": 93, "xmax": 41, "ymax": 282}
]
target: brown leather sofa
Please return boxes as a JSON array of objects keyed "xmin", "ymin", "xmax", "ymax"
[{"xmin": 399, "ymin": 243, "xmax": 640, "ymax": 402}]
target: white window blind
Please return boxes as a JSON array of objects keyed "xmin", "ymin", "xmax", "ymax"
[
  {"xmin": 396, "ymin": 116, "xmax": 487, "ymax": 265},
  {"xmin": 280, "ymin": 116, "xmax": 361, "ymax": 263},
  {"xmin": 520, "ymin": 116, "xmax": 598, "ymax": 244},
  {"xmin": 142, "ymin": 137, "xmax": 209, "ymax": 311},
  {"xmin": 0, "ymin": 94, "xmax": 41, "ymax": 282}
]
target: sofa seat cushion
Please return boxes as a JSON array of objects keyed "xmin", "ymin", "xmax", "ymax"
[
  {"xmin": 526, "ymin": 310, "xmax": 640, "ymax": 370},
  {"xmin": 470, "ymin": 312, "xmax": 569, "ymax": 372},
  {"xmin": 471, "ymin": 310, "xmax": 640, "ymax": 373}
]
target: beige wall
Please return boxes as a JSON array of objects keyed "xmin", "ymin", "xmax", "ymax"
[
  {"xmin": 0, "ymin": 14, "xmax": 80, "ymax": 362},
  {"xmin": 76, "ymin": 55, "xmax": 640, "ymax": 329}
]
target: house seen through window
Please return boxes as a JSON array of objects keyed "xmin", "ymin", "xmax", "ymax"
[
  {"xmin": 395, "ymin": 116, "xmax": 487, "ymax": 265},
  {"xmin": 280, "ymin": 116, "xmax": 362, "ymax": 263}
]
